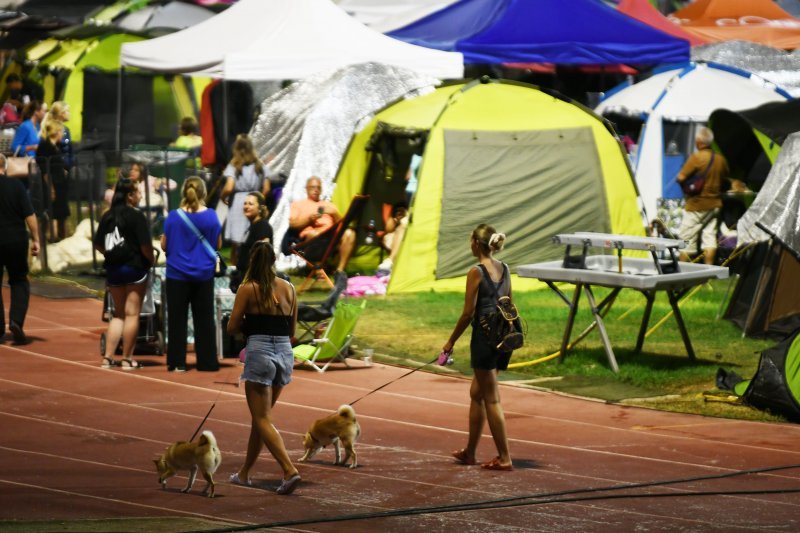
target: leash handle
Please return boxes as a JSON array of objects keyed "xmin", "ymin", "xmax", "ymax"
[{"xmin": 437, "ymin": 349, "xmax": 454, "ymax": 366}]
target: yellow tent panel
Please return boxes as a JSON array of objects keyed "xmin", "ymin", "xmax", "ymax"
[{"xmin": 333, "ymin": 79, "xmax": 645, "ymax": 293}]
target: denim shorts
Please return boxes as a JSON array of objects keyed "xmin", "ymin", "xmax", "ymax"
[{"xmin": 241, "ymin": 335, "xmax": 294, "ymax": 387}]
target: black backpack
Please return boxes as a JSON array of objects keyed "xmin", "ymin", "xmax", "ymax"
[{"xmin": 477, "ymin": 264, "xmax": 525, "ymax": 353}]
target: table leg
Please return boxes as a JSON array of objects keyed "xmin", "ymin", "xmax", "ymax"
[
  {"xmin": 215, "ymin": 297, "xmax": 223, "ymax": 359},
  {"xmin": 584, "ymin": 285, "xmax": 619, "ymax": 373},
  {"xmin": 560, "ymin": 283, "xmax": 582, "ymax": 363},
  {"xmin": 668, "ymin": 290, "xmax": 696, "ymax": 361},
  {"xmin": 635, "ymin": 291, "xmax": 655, "ymax": 353}
]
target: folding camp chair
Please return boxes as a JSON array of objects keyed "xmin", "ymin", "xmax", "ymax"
[
  {"xmin": 291, "ymin": 194, "xmax": 369, "ymax": 293},
  {"xmin": 296, "ymin": 270, "xmax": 349, "ymax": 344},
  {"xmin": 293, "ymin": 300, "xmax": 367, "ymax": 373}
]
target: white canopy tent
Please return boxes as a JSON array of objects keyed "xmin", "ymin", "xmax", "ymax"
[
  {"xmin": 119, "ymin": 0, "xmax": 463, "ymax": 79},
  {"xmin": 595, "ymin": 62, "xmax": 790, "ymax": 219},
  {"xmin": 334, "ymin": 0, "xmax": 459, "ymax": 33}
]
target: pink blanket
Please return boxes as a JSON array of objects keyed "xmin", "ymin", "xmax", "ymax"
[{"xmin": 343, "ymin": 275, "xmax": 389, "ymax": 297}]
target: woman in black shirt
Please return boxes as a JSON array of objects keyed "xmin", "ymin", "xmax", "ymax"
[
  {"xmin": 36, "ymin": 120, "xmax": 68, "ymax": 242},
  {"xmin": 231, "ymin": 192, "xmax": 273, "ymax": 293},
  {"xmin": 93, "ymin": 178, "xmax": 154, "ymax": 370}
]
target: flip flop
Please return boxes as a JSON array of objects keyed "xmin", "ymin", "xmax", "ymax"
[
  {"xmin": 120, "ymin": 359, "xmax": 141, "ymax": 371},
  {"xmin": 276, "ymin": 473, "xmax": 301, "ymax": 495},
  {"xmin": 229, "ymin": 472, "xmax": 252, "ymax": 486},
  {"xmin": 452, "ymin": 449, "xmax": 477, "ymax": 466},
  {"xmin": 481, "ymin": 456, "xmax": 513, "ymax": 471}
]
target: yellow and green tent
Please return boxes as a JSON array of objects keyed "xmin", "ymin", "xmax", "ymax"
[
  {"xmin": 23, "ymin": 31, "xmax": 200, "ymax": 145},
  {"xmin": 332, "ymin": 78, "xmax": 645, "ymax": 293}
]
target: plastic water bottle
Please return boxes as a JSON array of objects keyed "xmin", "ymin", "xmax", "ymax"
[{"xmin": 365, "ymin": 219, "xmax": 376, "ymax": 245}]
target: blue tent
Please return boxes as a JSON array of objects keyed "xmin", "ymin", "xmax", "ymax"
[{"xmin": 388, "ymin": 0, "xmax": 689, "ymax": 65}]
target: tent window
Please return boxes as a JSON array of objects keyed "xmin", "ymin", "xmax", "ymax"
[
  {"xmin": 436, "ymin": 127, "xmax": 610, "ymax": 279},
  {"xmin": 661, "ymin": 119, "xmax": 703, "ymax": 200}
]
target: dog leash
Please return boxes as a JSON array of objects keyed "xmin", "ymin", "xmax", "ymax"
[
  {"xmin": 349, "ymin": 350, "xmax": 453, "ymax": 406},
  {"xmin": 188, "ymin": 362, "xmax": 243, "ymax": 442},
  {"xmin": 189, "ymin": 404, "xmax": 216, "ymax": 442}
]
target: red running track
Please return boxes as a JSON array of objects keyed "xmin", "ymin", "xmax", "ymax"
[{"xmin": 2, "ymin": 289, "xmax": 800, "ymax": 531}]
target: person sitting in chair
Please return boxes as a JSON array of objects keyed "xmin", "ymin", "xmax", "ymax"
[
  {"xmin": 377, "ymin": 201, "xmax": 408, "ymax": 274},
  {"xmin": 286, "ymin": 176, "xmax": 355, "ymax": 273}
]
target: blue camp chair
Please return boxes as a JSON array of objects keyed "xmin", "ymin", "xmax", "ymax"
[{"xmin": 293, "ymin": 300, "xmax": 367, "ymax": 372}]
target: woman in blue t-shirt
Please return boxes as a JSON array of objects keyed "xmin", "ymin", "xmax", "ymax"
[
  {"xmin": 11, "ymin": 100, "xmax": 45, "ymax": 158},
  {"xmin": 161, "ymin": 176, "xmax": 222, "ymax": 372}
]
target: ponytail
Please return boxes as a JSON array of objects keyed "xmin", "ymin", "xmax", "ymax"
[{"xmin": 181, "ymin": 176, "xmax": 206, "ymax": 212}]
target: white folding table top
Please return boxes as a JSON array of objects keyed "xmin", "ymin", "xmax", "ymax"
[{"xmin": 553, "ymin": 232, "xmax": 686, "ymax": 251}]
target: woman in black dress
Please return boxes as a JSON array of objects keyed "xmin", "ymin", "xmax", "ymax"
[
  {"xmin": 443, "ymin": 224, "xmax": 513, "ymax": 471},
  {"xmin": 231, "ymin": 192, "xmax": 273, "ymax": 293},
  {"xmin": 36, "ymin": 120, "xmax": 68, "ymax": 242}
]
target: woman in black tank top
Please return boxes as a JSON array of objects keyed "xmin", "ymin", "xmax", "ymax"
[
  {"xmin": 443, "ymin": 224, "xmax": 513, "ymax": 471},
  {"xmin": 227, "ymin": 241, "xmax": 302, "ymax": 494}
]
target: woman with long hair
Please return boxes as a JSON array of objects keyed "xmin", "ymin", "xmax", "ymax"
[
  {"xmin": 161, "ymin": 176, "xmax": 222, "ymax": 372},
  {"xmin": 93, "ymin": 178, "xmax": 154, "ymax": 369},
  {"xmin": 220, "ymin": 134, "xmax": 270, "ymax": 263},
  {"xmin": 443, "ymin": 224, "xmax": 513, "ymax": 471},
  {"xmin": 231, "ymin": 192, "xmax": 272, "ymax": 293},
  {"xmin": 227, "ymin": 241, "xmax": 301, "ymax": 495},
  {"xmin": 40, "ymin": 100, "xmax": 73, "ymax": 169},
  {"xmin": 36, "ymin": 119, "xmax": 68, "ymax": 242}
]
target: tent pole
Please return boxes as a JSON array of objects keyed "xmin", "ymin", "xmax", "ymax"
[
  {"xmin": 116, "ymin": 67, "xmax": 124, "ymax": 156},
  {"xmin": 223, "ymin": 79, "xmax": 229, "ymax": 151}
]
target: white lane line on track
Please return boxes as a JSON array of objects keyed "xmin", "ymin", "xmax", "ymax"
[
  {"xmin": 3, "ymin": 341, "xmax": 800, "ymax": 467},
  {"xmin": 3, "ymin": 377, "xmax": 800, "ymax": 494},
  {"xmin": 0, "ymin": 478, "xmax": 252, "ymax": 526},
  {"xmin": 0, "ymin": 445, "xmax": 790, "ymax": 531},
  {"xmin": 9, "ymin": 336, "xmax": 800, "ymax": 447}
]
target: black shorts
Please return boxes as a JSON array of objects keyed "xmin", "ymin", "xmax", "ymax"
[
  {"xmin": 470, "ymin": 322, "xmax": 511, "ymax": 371},
  {"xmin": 106, "ymin": 265, "xmax": 148, "ymax": 287}
]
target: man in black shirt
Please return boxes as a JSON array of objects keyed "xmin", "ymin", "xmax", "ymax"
[{"xmin": 0, "ymin": 154, "xmax": 40, "ymax": 344}]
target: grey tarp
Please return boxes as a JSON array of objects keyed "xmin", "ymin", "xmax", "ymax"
[
  {"xmin": 437, "ymin": 127, "xmax": 610, "ymax": 279},
  {"xmin": 738, "ymin": 132, "xmax": 800, "ymax": 257}
]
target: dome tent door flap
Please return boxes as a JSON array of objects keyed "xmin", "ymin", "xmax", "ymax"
[{"xmin": 436, "ymin": 127, "xmax": 610, "ymax": 279}]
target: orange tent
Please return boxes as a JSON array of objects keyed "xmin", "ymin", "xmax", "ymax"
[
  {"xmin": 671, "ymin": 0, "xmax": 800, "ymax": 49},
  {"xmin": 618, "ymin": 0, "xmax": 706, "ymax": 47}
]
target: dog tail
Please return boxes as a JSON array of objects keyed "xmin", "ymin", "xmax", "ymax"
[
  {"xmin": 199, "ymin": 430, "xmax": 217, "ymax": 448},
  {"xmin": 338, "ymin": 404, "xmax": 356, "ymax": 420}
]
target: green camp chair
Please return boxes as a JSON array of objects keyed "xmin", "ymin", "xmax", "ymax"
[{"xmin": 293, "ymin": 300, "xmax": 367, "ymax": 373}]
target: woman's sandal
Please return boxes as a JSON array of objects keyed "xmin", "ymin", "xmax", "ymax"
[
  {"xmin": 229, "ymin": 472, "xmax": 252, "ymax": 486},
  {"xmin": 101, "ymin": 357, "xmax": 115, "ymax": 369},
  {"xmin": 481, "ymin": 456, "xmax": 513, "ymax": 471},
  {"xmin": 120, "ymin": 359, "xmax": 142, "ymax": 371},
  {"xmin": 452, "ymin": 449, "xmax": 477, "ymax": 466},
  {"xmin": 276, "ymin": 474, "xmax": 301, "ymax": 495}
]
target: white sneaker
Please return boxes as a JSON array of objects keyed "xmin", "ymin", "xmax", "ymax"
[{"xmin": 378, "ymin": 258, "xmax": 393, "ymax": 272}]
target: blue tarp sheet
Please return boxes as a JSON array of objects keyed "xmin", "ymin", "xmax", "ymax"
[{"xmin": 388, "ymin": 0, "xmax": 689, "ymax": 65}]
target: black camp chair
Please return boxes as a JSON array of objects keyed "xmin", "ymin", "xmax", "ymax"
[{"xmin": 295, "ymin": 270, "xmax": 348, "ymax": 344}]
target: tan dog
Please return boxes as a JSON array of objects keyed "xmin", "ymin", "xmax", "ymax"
[
  {"xmin": 153, "ymin": 430, "xmax": 222, "ymax": 497},
  {"xmin": 300, "ymin": 404, "xmax": 361, "ymax": 468}
]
